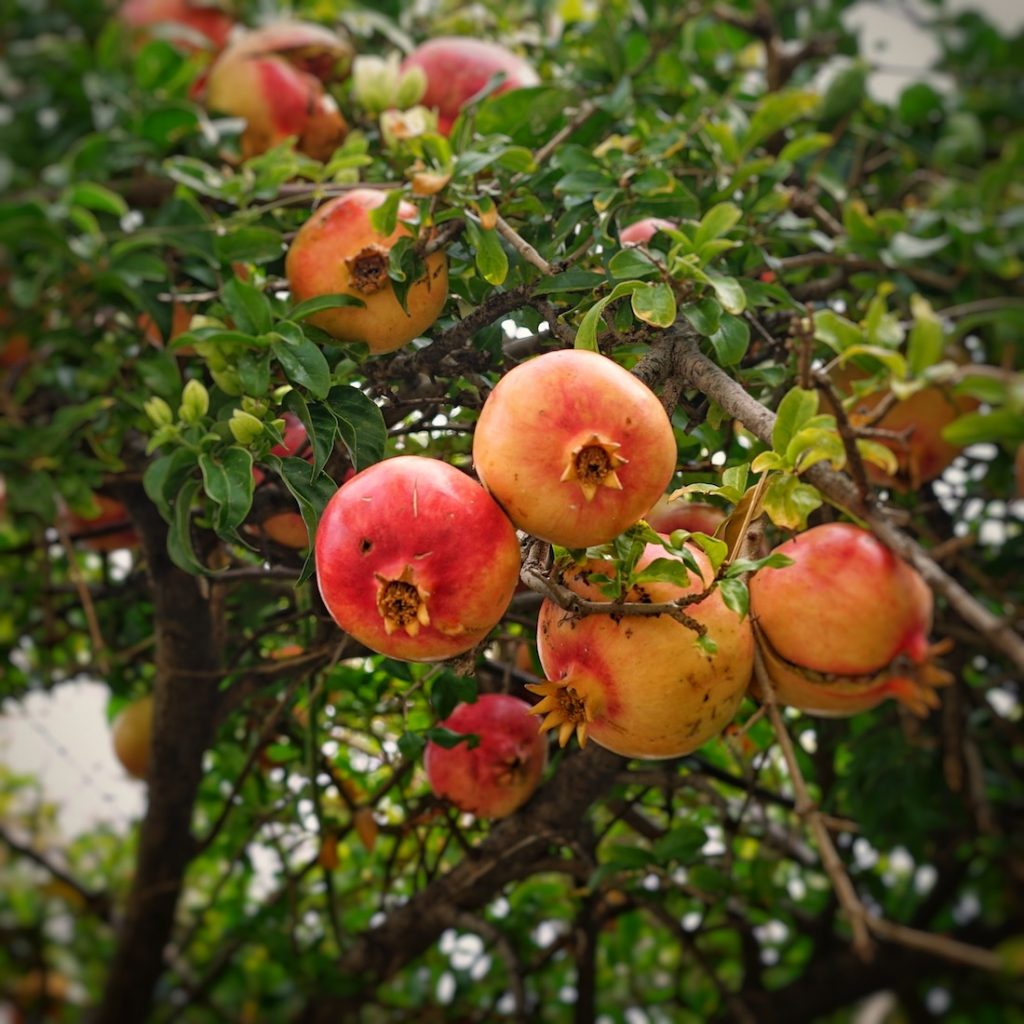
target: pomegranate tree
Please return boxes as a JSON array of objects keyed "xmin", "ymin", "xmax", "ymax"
[
  {"xmin": 530, "ymin": 542, "xmax": 753, "ymax": 758},
  {"xmin": 401, "ymin": 37, "xmax": 540, "ymax": 135},
  {"xmin": 315, "ymin": 456, "xmax": 521, "ymax": 661},
  {"xmin": 285, "ymin": 188, "xmax": 449, "ymax": 353},
  {"xmin": 472, "ymin": 349, "xmax": 677, "ymax": 548},
  {"xmin": 748, "ymin": 522, "xmax": 949, "ymax": 715},
  {"xmin": 425, "ymin": 694, "xmax": 548, "ymax": 819}
]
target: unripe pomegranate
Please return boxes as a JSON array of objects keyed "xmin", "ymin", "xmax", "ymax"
[
  {"xmin": 285, "ymin": 189, "xmax": 449, "ymax": 354},
  {"xmin": 472, "ymin": 350, "xmax": 677, "ymax": 548},
  {"xmin": 531, "ymin": 543, "xmax": 753, "ymax": 758},
  {"xmin": 749, "ymin": 523, "xmax": 949, "ymax": 716},
  {"xmin": 315, "ymin": 457, "xmax": 520, "ymax": 661},
  {"xmin": 118, "ymin": 0, "xmax": 235, "ymax": 50},
  {"xmin": 111, "ymin": 695, "xmax": 154, "ymax": 779},
  {"xmin": 401, "ymin": 37, "xmax": 540, "ymax": 136},
  {"xmin": 619, "ymin": 218, "xmax": 677, "ymax": 247},
  {"xmin": 425, "ymin": 694, "xmax": 548, "ymax": 819},
  {"xmin": 645, "ymin": 495, "xmax": 725, "ymax": 536},
  {"xmin": 204, "ymin": 21, "xmax": 352, "ymax": 160}
]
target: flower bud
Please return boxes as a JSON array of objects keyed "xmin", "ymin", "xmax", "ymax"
[
  {"xmin": 352, "ymin": 54, "xmax": 401, "ymax": 115},
  {"xmin": 179, "ymin": 379, "xmax": 209, "ymax": 424},
  {"xmin": 380, "ymin": 105, "xmax": 438, "ymax": 149},
  {"xmin": 144, "ymin": 396, "xmax": 174, "ymax": 428},
  {"xmin": 394, "ymin": 64, "xmax": 427, "ymax": 109},
  {"xmin": 229, "ymin": 409, "xmax": 264, "ymax": 445}
]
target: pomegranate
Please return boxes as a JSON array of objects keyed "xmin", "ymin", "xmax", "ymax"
[
  {"xmin": 832, "ymin": 366, "xmax": 977, "ymax": 490},
  {"xmin": 748, "ymin": 523, "xmax": 950, "ymax": 716},
  {"xmin": 619, "ymin": 218, "xmax": 677, "ymax": 247},
  {"xmin": 425, "ymin": 694, "xmax": 548, "ymax": 819},
  {"xmin": 118, "ymin": 0, "xmax": 235, "ymax": 50},
  {"xmin": 530, "ymin": 542, "xmax": 753, "ymax": 758},
  {"xmin": 315, "ymin": 456, "xmax": 521, "ymax": 661},
  {"xmin": 645, "ymin": 495, "xmax": 725, "ymax": 536},
  {"xmin": 401, "ymin": 37, "xmax": 540, "ymax": 136},
  {"xmin": 204, "ymin": 21, "xmax": 352, "ymax": 160},
  {"xmin": 65, "ymin": 495, "xmax": 138, "ymax": 552},
  {"xmin": 285, "ymin": 188, "xmax": 449, "ymax": 354},
  {"xmin": 472, "ymin": 349, "xmax": 677, "ymax": 548},
  {"xmin": 111, "ymin": 695, "xmax": 154, "ymax": 779}
]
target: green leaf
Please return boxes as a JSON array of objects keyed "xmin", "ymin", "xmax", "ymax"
[
  {"xmin": 705, "ymin": 271, "xmax": 746, "ymax": 315},
  {"xmin": 398, "ymin": 732, "xmax": 427, "ymax": 761},
  {"xmin": 574, "ymin": 280, "xmax": 643, "ymax": 351},
  {"xmin": 634, "ymin": 557, "xmax": 692, "ymax": 588},
  {"xmin": 708, "ymin": 314, "xmax": 750, "ymax": 365},
  {"xmin": 820, "ymin": 62, "xmax": 867, "ymax": 122},
  {"xmin": 762, "ymin": 474, "xmax": 823, "ymax": 530},
  {"xmin": 143, "ymin": 448, "xmax": 197, "ymax": 523},
  {"xmin": 681, "ymin": 298, "xmax": 721, "ymax": 336},
  {"xmin": 532, "ymin": 270, "xmax": 606, "ymax": 294},
  {"xmin": 64, "ymin": 182, "xmax": 129, "ymax": 218},
  {"xmin": 214, "ymin": 227, "xmax": 285, "ymax": 264},
  {"xmin": 814, "ymin": 309, "xmax": 863, "ymax": 353},
  {"xmin": 772, "ymin": 387, "xmax": 819, "ymax": 455},
  {"xmin": 856, "ymin": 438, "xmax": 900, "ymax": 476},
  {"xmin": 467, "ymin": 221, "xmax": 509, "ymax": 286},
  {"xmin": 689, "ymin": 533, "xmax": 728, "ymax": 571},
  {"xmin": 652, "ymin": 825, "xmax": 707, "ymax": 864},
  {"xmin": 942, "ymin": 408, "xmax": 1024, "ymax": 446},
  {"xmin": 429, "ymin": 672, "xmax": 478, "ymax": 720},
  {"xmin": 787, "ymin": 426, "xmax": 846, "ymax": 473},
  {"xmin": 744, "ymin": 90, "xmax": 819, "ymax": 152},
  {"xmin": 425, "ymin": 726, "xmax": 480, "ymax": 750},
  {"xmin": 270, "ymin": 324, "xmax": 331, "ymax": 400},
  {"xmin": 284, "ymin": 391, "xmax": 336, "ymax": 477},
  {"xmin": 221, "ymin": 277, "xmax": 272, "ymax": 336},
  {"xmin": 837, "ymin": 345, "xmax": 907, "ymax": 378},
  {"xmin": 608, "ymin": 248, "xmax": 660, "ymax": 280},
  {"xmin": 778, "ymin": 133, "xmax": 834, "ymax": 163},
  {"xmin": 718, "ymin": 578, "xmax": 749, "ymax": 620},
  {"xmin": 368, "ymin": 189, "xmax": 404, "ymax": 236},
  {"xmin": 166, "ymin": 477, "xmax": 205, "ymax": 575},
  {"xmin": 325, "ymin": 386, "xmax": 386, "ymax": 471},
  {"xmin": 288, "ymin": 293, "xmax": 365, "ymax": 321},
  {"xmin": 631, "ymin": 283, "xmax": 676, "ymax": 328},
  {"xmin": 906, "ymin": 294, "xmax": 945, "ymax": 375},
  {"xmin": 694, "ymin": 203, "xmax": 742, "ymax": 249},
  {"xmin": 724, "ymin": 552, "xmax": 794, "ymax": 577},
  {"xmin": 199, "ymin": 447, "xmax": 254, "ymax": 534}
]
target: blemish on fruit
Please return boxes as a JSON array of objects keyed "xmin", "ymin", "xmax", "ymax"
[{"xmin": 347, "ymin": 244, "xmax": 390, "ymax": 294}]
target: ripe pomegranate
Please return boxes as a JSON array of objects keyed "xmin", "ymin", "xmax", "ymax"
[
  {"xmin": 645, "ymin": 495, "xmax": 725, "ymax": 536},
  {"xmin": 748, "ymin": 523, "xmax": 949, "ymax": 716},
  {"xmin": 118, "ymin": 0, "xmax": 235, "ymax": 50},
  {"xmin": 472, "ymin": 349, "xmax": 677, "ymax": 548},
  {"xmin": 531, "ymin": 542, "xmax": 753, "ymax": 758},
  {"xmin": 401, "ymin": 37, "xmax": 540, "ymax": 136},
  {"xmin": 315, "ymin": 456, "xmax": 521, "ymax": 661},
  {"xmin": 285, "ymin": 189, "xmax": 449, "ymax": 354},
  {"xmin": 619, "ymin": 218, "xmax": 677, "ymax": 247},
  {"xmin": 832, "ymin": 366, "xmax": 977, "ymax": 490},
  {"xmin": 425, "ymin": 694, "xmax": 548, "ymax": 819},
  {"xmin": 66, "ymin": 495, "xmax": 138, "ymax": 552},
  {"xmin": 204, "ymin": 21, "xmax": 352, "ymax": 160},
  {"xmin": 111, "ymin": 695, "xmax": 154, "ymax": 779}
]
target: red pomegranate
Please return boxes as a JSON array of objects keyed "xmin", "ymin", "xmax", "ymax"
[
  {"xmin": 425, "ymin": 694, "xmax": 548, "ymax": 819},
  {"xmin": 285, "ymin": 188, "xmax": 449, "ymax": 353},
  {"xmin": 472, "ymin": 349, "xmax": 677, "ymax": 548},
  {"xmin": 531, "ymin": 542, "xmax": 753, "ymax": 758},
  {"xmin": 66, "ymin": 495, "xmax": 138, "ymax": 552},
  {"xmin": 401, "ymin": 37, "xmax": 540, "ymax": 135},
  {"xmin": 118, "ymin": 0, "xmax": 235, "ymax": 50},
  {"xmin": 748, "ymin": 523, "xmax": 950, "ymax": 716},
  {"xmin": 315, "ymin": 457, "xmax": 521, "ymax": 661},
  {"xmin": 645, "ymin": 496, "xmax": 726, "ymax": 536}
]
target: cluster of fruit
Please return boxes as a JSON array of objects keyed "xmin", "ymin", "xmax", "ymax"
[{"xmin": 98, "ymin": 5, "xmax": 951, "ymax": 823}]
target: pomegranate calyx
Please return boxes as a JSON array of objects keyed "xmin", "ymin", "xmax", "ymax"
[
  {"xmin": 525, "ymin": 677, "xmax": 604, "ymax": 748},
  {"xmin": 346, "ymin": 243, "xmax": 391, "ymax": 294},
  {"xmin": 560, "ymin": 434, "xmax": 628, "ymax": 502},
  {"xmin": 375, "ymin": 566, "xmax": 431, "ymax": 636}
]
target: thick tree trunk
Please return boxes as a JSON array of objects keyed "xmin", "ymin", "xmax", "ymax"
[{"xmin": 91, "ymin": 487, "xmax": 223, "ymax": 1024}]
